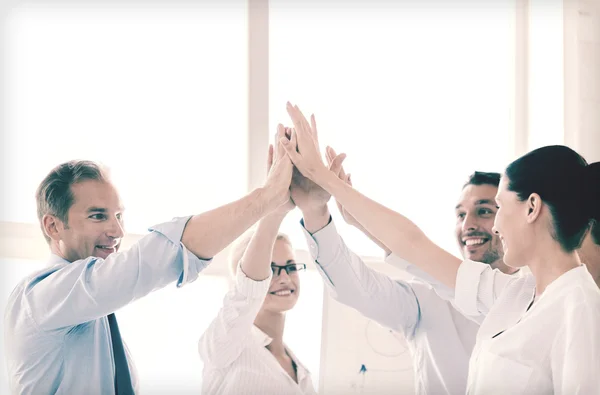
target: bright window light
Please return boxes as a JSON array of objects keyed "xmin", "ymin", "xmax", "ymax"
[
  {"xmin": 2, "ymin": 2, "xmax": 248, "ymax": 234},
  {"xmin": 270, "ymin": 1, "xmax": 516, "ymax": 258}
]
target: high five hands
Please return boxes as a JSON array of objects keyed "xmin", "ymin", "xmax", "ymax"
[{"xmin": 271, "ymin": 102, "xmax": 347, "ymax": 218}]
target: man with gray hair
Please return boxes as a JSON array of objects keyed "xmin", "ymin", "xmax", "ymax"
[{"xmin": 4, "ymin": 131, "xmax": 293, "ymax": 395}]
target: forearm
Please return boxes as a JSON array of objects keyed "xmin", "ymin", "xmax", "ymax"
[
  {"xmin": 315, "ymin": 169, "xmax": 461, "ymax": 288},
  {"xmin": 240, "ymin": 212, "xmax": 286, "ymax": 280},
  {"xmin": 28, "ymin": 224, "xmax": 208, "ymax": 330},
  {"xmin": 182, "ymin": 187, "xmax": 279, "ymax": 260}
]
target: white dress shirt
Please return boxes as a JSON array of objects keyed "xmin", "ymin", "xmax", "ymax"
[
  {"xmin": 198, "ymin": 266, "xmax": 317, "ymax": 395},
  {"xmin": 455, "ymin": 259, "xmax": 600, "ymax": 395},
  {"xmin": 301, "ymin": 219, "xmax": 481, "ymax": 395}
]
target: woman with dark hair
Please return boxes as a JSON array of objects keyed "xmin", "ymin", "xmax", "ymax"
[{"xmin": 280, "ymin": 102, "xmax": 600, "ymax": 394}]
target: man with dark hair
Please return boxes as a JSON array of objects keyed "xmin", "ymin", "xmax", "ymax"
[
  {"xmin": 4, "ymin": 135, "xmax": 293, "ymax": 395},
  {"xmin": 454, "ymin": 171, "xmax": 517, "ymax": 275},
  {"xmin": 289, "ymin": 142, "xmax": 517, "ymax": 395}
]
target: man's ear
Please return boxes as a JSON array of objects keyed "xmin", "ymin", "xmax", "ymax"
[
  {"xmin": 42, "ymin": 214, "xmax": 63, "ymax": 242},
  {"xmin": 526, "ymin": 193, "xmax": 543, "ymax": 224}
]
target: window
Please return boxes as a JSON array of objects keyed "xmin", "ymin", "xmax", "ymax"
[
  {"xmin": 528, "ymin": 0, "xmax": 565, "ymax": 149},
  {"xmin": 270, "ymin": 1, "xmax": 516, "ymax": 257},
  {"xmin": 118, "ymin": 275, "xmax": 229, "ymax": 393},
  {"xmin": 2, "ymin": 2, "xmax": 248, "ymax": 233}
]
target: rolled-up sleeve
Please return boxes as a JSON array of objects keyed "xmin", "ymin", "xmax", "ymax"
[
  {"xmin": 198, "ymin": 266, "xmax": 272, "ymax": 369},
  {"xmin": 24, "ymin": 216, "xmax": 211, "ymax": 331},
  {"xmin": 149, "ymin": 216, "xmax": 209, "ymax": 287},
  {"xmin": 454, "ymin": 259, "xmax": 516, "ymax": 319},
  {"xmin": 301, "ymin": 219, "xmax": 420, "ymax": 338}
]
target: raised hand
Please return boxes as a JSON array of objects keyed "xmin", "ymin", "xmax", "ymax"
[
  {"xmin": 280, "ymin": 102, "xmax": 331, "ymax": 184},
  {"xmin": 288, "ymin": 123, "xmax": 347, "ymax": 214},
  {"xmin": 325, "ymin": 146, "xmax": 358, "ymax": 227},
  {"xmin": 264, "ymin": 124, "xmax": 295, "ymax": 212}
]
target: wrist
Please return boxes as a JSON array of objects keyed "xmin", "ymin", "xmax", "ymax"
[{"xmin": 255, "ymin": 186, "xmax": 285, "ymax": 213}]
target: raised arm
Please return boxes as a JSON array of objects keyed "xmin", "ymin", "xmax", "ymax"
[
  {"xmin": 21, "ymin": 217, "xmax": 209, "ymax": 331},
  {"xmin": 286, "ymin": 137, "xmax": 419, "ymax": 335},
  {"xmin": 323, "ymin": 146, "xmax": 391, "ymax": 256},
  {"xmin": 301, "ymin": 218, "xmax": 420, "ymax": 336},
  {"xmin": 199, "ymin": 133, "xmax": 295, "ymax": 367},
  {"xmin": 198, "ymin": 210, "xmax": 290, "ymax": 368},
  {"xmin": 280, "ymin": 103, "xmax": 461, "ymax": 288},
  {"xmin": 20, "ymin": 127, "xmax": 294, "ymax": 331},
  {"xmin": 182, "ymin": 125, "xmax": 294, "ymax": 260},
  {"xmin": 325, "ymin": 146, "xmax": 454, "ymax": 300}
]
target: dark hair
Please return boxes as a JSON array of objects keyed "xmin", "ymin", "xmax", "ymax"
[
  {"xmin": 36, "ymin": 160, "xmax": 109, "ymax": 243},
  {"xmin": 505, "ymin": 145, "xmax": 599, "ymax": 252},
  {"xmin": 588, "ymin": 162, "xmax": 600, "ymax": 245},
  {"xmin": 463, "ymin": 171, "xmax": 501, "ymax": 189},
  {"xmin": 591, "ymin": 220, "xmax": 600, "ymax": 246}
]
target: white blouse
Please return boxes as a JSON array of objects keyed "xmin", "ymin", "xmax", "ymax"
[
  {"xmin": 456, "ymin": 260, "xmax": 600, "ymax": 395},
  {"xmin": 198, "ymin": 267, "xmax": 317, "ymax": 395}
]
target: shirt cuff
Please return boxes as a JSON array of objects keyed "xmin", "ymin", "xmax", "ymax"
[
  {"xmin": 300, "ymin": 217, "xmax": 345, "ymax": 266},
  {"xmin": 149, "ymin": 216, "xmax": 212, "ymax": 288},
  {"xmin": 455, "ymin": 259, "xmax": 489, "ymax": 317},
  {"xmin": 235, "ymin": 263, "xmax": 273, "ymax": 299}
]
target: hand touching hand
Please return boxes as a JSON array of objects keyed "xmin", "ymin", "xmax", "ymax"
[
  {"xmin": 288, "ymin": 123, "xmax": 347, "ymax": 214},
  {"xmin": 280, "ymin": 102, "xmax": 330, "ymax": 184},
  {"xmin": 264, "ymin": 124, "xmax": 295, "ymax": 212}
]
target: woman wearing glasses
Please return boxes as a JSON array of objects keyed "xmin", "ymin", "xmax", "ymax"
[{"xmin": 198, "ymin": 137, "xmax": 316, "ymax": 395}]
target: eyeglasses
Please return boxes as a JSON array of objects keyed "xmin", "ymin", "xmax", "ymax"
[{"xmin": 270, "ymin": 263, "xmax": 307, "ymax": 277}]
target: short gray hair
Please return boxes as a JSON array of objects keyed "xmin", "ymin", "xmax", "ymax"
[{"xmin": 36, "ymin": 160, "xmax": 110, "ymax": 243}]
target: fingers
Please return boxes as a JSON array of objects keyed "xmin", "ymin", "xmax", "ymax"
[
  {"xmin": 326, "ymin": 146, "xmax": 347, "ymax": 179},
  {"xmin": 310, "ymin": 114, "xmax": 319, "ymax": 143},
  {"xmin": 294, "ymin": 104, "xmax": 311, "ymax": 131},
  {"xmin": 267, "ymin": 144, "xmax": 274, "ymax": 172},
  {"xmin": 346, "ymin": 173, "xmax": 352, "ymax": 186},
  {"xmin": 289, "ymin": 128, "xmax": 298, "ymax": 152},
  {"xmin": 284, "ymin": 127, "xmax": 293, "ymax": 140},
  {"xmin": 328, "ymin": 153, "xmax": 347, "ymax": 177},
  {"xmin": 276, "ymin": 123, "xmax": 285, "ymax": 138},
  {"xmin": 286, "ymin": 102, "xmax": 312, "ymax": 145},
  {"xmin": 286, "ymin": 102, "xmax": 302, "ymax": 133},
  {"xmin": 273, "ymin": 124, "xmax": 285, "ymax": 161},
  {"xmin": 280, "ymin": 137, "xmax": 301, "ymax": 164}
]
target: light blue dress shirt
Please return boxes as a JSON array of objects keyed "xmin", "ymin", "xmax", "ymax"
[{"xmin": 4, "ymin": 216, "xmax": 210, "ymax": 395}]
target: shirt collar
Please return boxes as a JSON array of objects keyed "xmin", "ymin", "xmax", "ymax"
[
  {"xmin": 48, "ymin": 253, "xmax": 69, "ymax": 266},
  {"xmin": 251, "ymin": 325, "xmax": 273, "ymax": 347},
  {"xmin": 251, "ymin": 325, "xmax": 310, "ymax": 379},
  {"xmin": 543, "ymin": 264, "xmax": 594, "ymax": 296}
]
